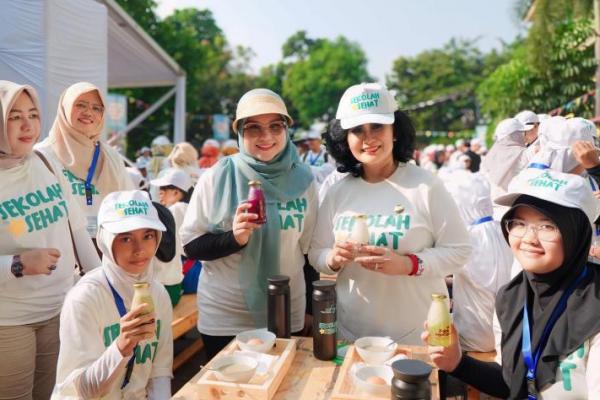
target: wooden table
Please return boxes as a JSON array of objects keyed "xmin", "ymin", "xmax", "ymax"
[
  {"xmin": 171, "ymin": 294, "xmax": 204, "ymax": 370},
  {"xmin": 172, "ymin": 337, "xmax": 440, "ymax": 400}
]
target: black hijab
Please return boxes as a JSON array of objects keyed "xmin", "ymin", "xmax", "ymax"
[{"xmin": 495, "ymin": 195, "xmax": 600, "ymax": 398}]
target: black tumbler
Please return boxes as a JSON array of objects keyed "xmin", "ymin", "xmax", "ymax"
[
  {"xmin": 267, "ymin": 275, "xmax": 291, "ymax": 338},
  {"xmin": 312, "ymin": 280, "xmax": 336, "ymax": 360},
  {"xmin": 391, "ymin": 359, "xmax": 432, "ymax": 399}
]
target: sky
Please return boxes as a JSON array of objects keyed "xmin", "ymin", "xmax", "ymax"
[{"xmin": 156, "ymin": 0, "xmax": 525, "ymax": 82}]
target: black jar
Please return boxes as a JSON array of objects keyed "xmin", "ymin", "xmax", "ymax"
[
  {"xmin": 267, "ymin": 275, "xmax": 291, "ymax": 338},
  {"xmin": 391, "ymin": 359, "xmax": 432, "ymax": 399},
  {"xmin": 312, "ymin": 280, "xmax": 336, "ymax": 360}
]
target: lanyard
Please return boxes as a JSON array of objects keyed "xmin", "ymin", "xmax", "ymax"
[
  {"xmin": 528, "ymin": 163, "xmax": 549, "ymax": 170},
  {"xmin": 85, "ymin": 143, "xmax": 101, "ymax": 206},
  {"xmin": 308, "ymin": 150, "xmax": 323, "ymax": 166},
  {"xmin": 105, "ymin": 274, "xmax": 137, "ymax": 390},
  {"xmin": 522, "ymin": 266, "xmax": 588, "ymax": 399},
  {"xmin": 472, "ymin": 216, "xmax": 493, "ymax": 225}
]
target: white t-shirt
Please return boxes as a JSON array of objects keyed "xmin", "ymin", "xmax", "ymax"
[
  {"xmin": 0, "ymin": 155, "xmax": 87, "ymax": 325},
  {"xmin": 35, "ymin": 145, "xmax": 134, "ymax": 237},
  {"xmin": 180, "ymin": 166, "xmax": 318, "ymax": 336},
  {"xmin": 53, "ymin": 268, "xmax": 173, "ymax": 399},
  {"xmin": 153, "ymin": 202, "xmax": 186, "ymax": 286},
  {"xmin": 308, "ymin": 163, "xmax": 471, "ymax": 344}
]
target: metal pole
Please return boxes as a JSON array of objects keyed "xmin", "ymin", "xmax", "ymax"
[
  {"xmin": 120, "ymin": 87, "xmax": 176, "ymax": 137},
  {"xmin": 174, "ymin": 75, "xmax": 187, "ymax": 143}
]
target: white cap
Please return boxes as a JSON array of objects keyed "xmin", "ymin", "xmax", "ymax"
[
  {"xmin": 335, "ymin": 83, "xmax": 398, "ymax": 129},
  {"xmin": 542, "ymin": 117, "xmax": 595, "ymax": 149},
  {"xmin": 126, "ymin": 167, "xmax": 148, "ymax": 190},
  {"xmin": 232, "ymin": 88, "xmax": 293, "ymax": 133},
  {"xmin": 537, "ymin": 113, "xmax": 551, "ymax": 122},
  {"xmin": 494, "ymin": 118, "xmax": 527, "ymax": 141},
  {"xmin": 203, "ymin": 138, "xmax": 221, "ymax": 149},
  {"xmin": 307, "ymin": 130, "xmax": 321, "ymax": 140},
  {"xmin": 495, "ymin": 168, "xmax": 600, "ymax": 225},
  {"xmin": 222, "ymin": 139, "xmax": 239, "ymax": 149},
  {"xmin": 152, "ymin": 135, "xmax": 171, "ymax": 146},
  {"xmin": 140, "ymin": 146, "xmax": 151, "ymax": 153},
  {"xmin": 135, "ymin": 158, "xmax": 149, "ymax": 170},
  {"xmin": 455, "ymin": 139, "xmax": 465, "ymax": 147},
  {"xmin": 98, "ymin": 190, "xmax": 166, "ymax": 234},
  {"xmin": 150, "ymin": 168, "xmax": 192, "ymax": 191},
  {"xmin": 567, "ymin": 117, "xmax": 596, "ymax": 143},
  {"xmin": 515, "ymin": 110, "xmax": 539, "ymax": 131}
]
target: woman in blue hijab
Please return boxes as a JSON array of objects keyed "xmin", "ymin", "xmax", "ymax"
[{"xmin": 180, "ymin": 89, "xmax": 317, "ymax": 359}]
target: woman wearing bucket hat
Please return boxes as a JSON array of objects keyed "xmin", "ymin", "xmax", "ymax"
[
  {"xmin": 53, "ymin": 190, "xmax": 173, "ymax": 399},
  {"xmin": 424, "ymin": 168, "xmax": 600, "ymax": 398},
  {"xmin": 180, "ymin": 88, "xmax": 317, "ymax": 359},
  {"xmin": 0, "ymin": 81, "xmax": 100, "ymax": 399},
  {"xmin": 36, "ymin": 82, "xmax": 134, "ymax": 242},
  {"xmin": 309, "ymin": 83, "xmax": 471, "ymax": 345}
]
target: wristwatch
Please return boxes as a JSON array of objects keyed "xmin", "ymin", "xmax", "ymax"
[{"xmin": 11, "ymin": 255, "xmax": 24, "ymax": 278}]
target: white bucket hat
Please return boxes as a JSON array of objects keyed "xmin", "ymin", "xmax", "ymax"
[
  {"xmin": 232, "ymin": 88, "xmax": 293, "ymax": 133},
  {"xmin": 335, "ymin": 83, "xmax": 398, "ymax": 129},
  {"xmin": 495, "ymin": 168, "xmax": 600, "ymax": 225},
  {"xmin": 494, "ymin": 118, "xmax": 528, "ymax": 141},
  {"xmin": 98, "ymin": 190, "xmax": 166, "ymax": 234},
  {"xmin": 150, "ymin": 168, "xmax": 192, "ymax": 192}
]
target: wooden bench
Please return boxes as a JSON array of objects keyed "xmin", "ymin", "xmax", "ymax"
[{"xmin": 171, "ymin": 294, "xmax": 204, "ymax": 370}]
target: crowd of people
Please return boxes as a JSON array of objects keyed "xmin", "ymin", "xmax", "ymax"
[{"xmin": 2, "ymin": 77, "xmax": 600, "ymax": 399}]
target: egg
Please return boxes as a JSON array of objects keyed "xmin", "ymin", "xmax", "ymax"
[
  {"xmin": 366, "ymin": 375, "xmax": 387, "ymax": 385},
  {"xmin": 246, "ymin": 338, "xmax": 264, "ymax": 346}
]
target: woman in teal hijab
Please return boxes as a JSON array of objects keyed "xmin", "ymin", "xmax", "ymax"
[{"xmin": 180, "ymin": 89, "xmax": 317, "ymax": 359}]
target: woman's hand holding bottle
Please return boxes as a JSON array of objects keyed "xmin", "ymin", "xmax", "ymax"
[
  {"xmin": 421, "ymin": 322, "xmax": 462, "ymax": 372},
  {"xmin": 354, "ymin": 245, "xmax": 412, "ymax": 275},
  {"xmin": 233, "ymin": 202, "xmax": 261, "ymax": 246}
]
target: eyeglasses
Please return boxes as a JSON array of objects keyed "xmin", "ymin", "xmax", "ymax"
[
  {"xmin": 242, "ymin": 121, "xmax": 287, "ymax": 138},
  {"xmin": 504, "ymin": 219, "xmax": 561, "ymax": 242},
  {"xmin": 74, "ymin": 101, "xmax": 104, "ymax": 115},
  {"xmin": 348, "ymin": 123, "xmax": 385, "ymax": 136}
]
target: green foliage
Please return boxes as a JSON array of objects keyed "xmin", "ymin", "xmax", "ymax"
[
  {"xmin": 477, "ymin": 18, "xmax": 595, "ymax": 120},
  {"xmin": 282, "ymin": 35, "xmax": 370, "ymax": 127},
  {"xmin": 386, "ymin": 38, "xmax": 510, "ymax": 131}
]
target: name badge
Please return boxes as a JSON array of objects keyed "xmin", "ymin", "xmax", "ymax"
[{"xmin": 86, "ymin": 216, "xmax": 98, "ymax": 237}]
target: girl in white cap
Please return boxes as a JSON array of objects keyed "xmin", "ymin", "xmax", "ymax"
[
  {"xmin": 309, "ymin": 83, "xmax": 471, "ymax": 345},
  {"xmin": 180, "ymin": 88, "xmax": 317, "ymax": 359},
  {"xmin": 0, "ymin": 81, "xmax": 99, "ymax": 399},
  {"xmin": 36, "ymin": 82, "xmax": 134, "ymax": 242},
  {"xmin": 425, "ymin": 168, "xmax": 600, "ymax": 399},
  {"xmin": 54, "ymin": 190, "xmax": 173, "ymax": 399},
  {"xmin": 150, "ymin": 168, "xmax": 194, "ymax": 306}
]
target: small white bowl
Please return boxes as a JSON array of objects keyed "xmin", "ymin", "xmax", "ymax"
[
  {"xmin": 353, "ymin": 364, "xmax": 393, "ymax": 396},
  {"xmin": 236, "ymin": 329, "xmax": 276, "ymax": 353},
  {"xmin": 355, "ymin": 336, "xmax": 397, "ymax": 365},
  {"xmin": 211, "ymin": 355, "xmax": 258, "ymax": 383}
]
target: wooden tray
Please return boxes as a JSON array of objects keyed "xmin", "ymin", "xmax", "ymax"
[
  {"xmin": 330, "ymin": 345, "xmax": 414, "ymax": 400},
  {"xmin": 192, "ymin": 337, "xmax": 297, "ymax": 400}
]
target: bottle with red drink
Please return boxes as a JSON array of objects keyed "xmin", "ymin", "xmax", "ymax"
[{"xmin": 247, "ymin": 180, "xmax": 267, "ymax": 224}]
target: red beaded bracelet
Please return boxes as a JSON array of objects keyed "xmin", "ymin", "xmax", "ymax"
[{"xmin": 407, "ymin": 253, "xmax": 419, "ymax": 276}]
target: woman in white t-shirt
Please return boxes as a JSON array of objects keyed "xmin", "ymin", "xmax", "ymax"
[
  {"xmin": 309, "ymin": 83, "xmax": 471, "ymax": 345},
  {"xmin": 54, "ymin": 190, "xmax": 173, "ymax": 399},
  {"xmin": 0, "ymin": 81, "xmax": 100, "ymax": 399},
  {"xmin": 150, "ymin": 168, "xmax": 193, "ymax": 306},
  {"xmin": 426, "ymin": 168, "xmax": 600, "ymax": 399},
  {"xmin": 36, "ymin": 82, "xmax": 134, "ymax": 240},
  {"xmin": 180, "ymin": 89, "xmax": 317, "ymax": 359}
]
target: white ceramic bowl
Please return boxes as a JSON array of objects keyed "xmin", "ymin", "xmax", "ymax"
[
  {"xmin": 211, "ymin": 355, "xmax": 258, "ymax": 383},
  {"xmin": 236, "ymin": 329, "xmax": 276, "ymax": 353},
  {"xmin": 353, "ymin": 364, "xmax": 393, "ymax": 396},
  {"xmin": 355, "ymin": 336, "xmax": 397, "ymax": 364}
]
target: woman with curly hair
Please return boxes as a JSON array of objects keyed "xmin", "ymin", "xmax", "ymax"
[{"xmin": 309, "ymin": 83, "xmax": 471, "ymax": 344}]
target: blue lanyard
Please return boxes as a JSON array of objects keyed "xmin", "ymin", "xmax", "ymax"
[
  {"xmin": 105, "ymin": 274, "xmax": 137, "ymax": 390},
  {"xmin": 522, "ymin": 266, "xmax": 588, "ymax": 399},
  {"xmin": 308, "ymin": 150, "xmax": 323, "ymax": 166},
  {"xmin": 528, "ymin": 163, "xmax": 549, "ymax": 170},
  {"xmin": 472, "ymin": 216, "xmax": 493, "ymax": 225},
  {"xmin": 85, "ymin": 143, "xmax": 101, "ymax": 206}
]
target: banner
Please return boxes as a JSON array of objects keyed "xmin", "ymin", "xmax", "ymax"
[{"xmin": 212, "ymin": 114, "xmax": 230, "ymax": 141}]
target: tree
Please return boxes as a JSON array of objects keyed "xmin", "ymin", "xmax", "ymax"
[
  {"xmin": 282, "ymin": 35, "xmax": 370, "ymax": 127},
  {"xmin": 386, "ymin": 38, "xmax": 510, "ymax": 131}
]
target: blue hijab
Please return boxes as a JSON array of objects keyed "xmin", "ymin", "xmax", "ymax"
[{"xmin": 208, "ymin": 125, "xmax": 313, "ymax": 326}]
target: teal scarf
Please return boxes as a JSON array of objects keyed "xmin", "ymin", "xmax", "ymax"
[{"xmin": 208, "ymin": 132, "xmax": 313, "ymax": 326}]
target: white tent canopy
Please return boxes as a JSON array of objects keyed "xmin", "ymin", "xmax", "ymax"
[{"xmin": 0, "ymin": 0, "xmax": 186, "ymax": 143}]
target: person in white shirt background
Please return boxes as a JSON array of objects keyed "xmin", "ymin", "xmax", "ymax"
[
  {"xmin": 309, "ymin": 82, "xmax": 471, "ymax": 345},
  {"xmin": 425, "ymin": 168, "xmax": 600, "ymax": 399},
  {"xmin": 0, "ymin": 81, "xmax": 100, "ymax": 400},
  {"xmin": 150, "ymin": 168, "xmax": 193, "ymax": 306},
  {"xmin": 302, "ymin": 129, "xmax": 336, "ymax": 187},
  {"xmin": 53, "ymin": 190, "xmax": 173, "ymax": 400}
]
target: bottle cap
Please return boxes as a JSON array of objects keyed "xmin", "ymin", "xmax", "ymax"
[
  {"xmin": 354, "ymin": 214, "xmax": 368, "ymax": 220},
  {"xmin": 268, "ymin": 275, "xmax": 290, "ymax": 285},
  {"xmin": 248, "ymin": 180, "xmax": 262, "ymax": 186},
  {"xmin": 313, "ymin": 280, "xmax": 336, "ymax": 290},
  {"xmin": 392, "ymin": 359, "xmax": 432, "ymax": 383},
  {"xmin": 394, "ymin": 204, "xmax": 405, "ymax": 214},
  {"xmin": 431, "ymin": 293, "xmax": 447, "ymax": 300},
  {"xmin": 133, "ymin": 282, "xmax": 149, "ymax": 289}
]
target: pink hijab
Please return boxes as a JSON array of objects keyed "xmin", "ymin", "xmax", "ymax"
[{"xmin": 0, "ymin": 80, "xmax": 41, "ymax": 169}]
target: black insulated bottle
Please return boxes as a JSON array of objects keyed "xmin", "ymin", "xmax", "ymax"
[
  {"xmin": 312, "ymin": 280, "xmax": 336, "ymax": 360},
  {"xmin": 267, "ymin": 275, "xmax": 291, "ymax": 338},
  {"xmin": 391, "ymin": 359, "xmax": 432, "ymax": 399}
]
